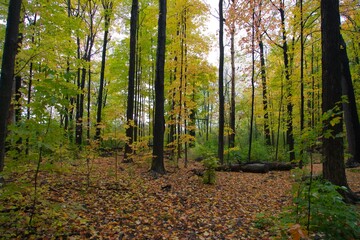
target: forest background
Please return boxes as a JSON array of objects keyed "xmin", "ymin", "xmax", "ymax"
[{"xmin": 0, "ymin": 0, "xmax": 359, "ymax": 239}]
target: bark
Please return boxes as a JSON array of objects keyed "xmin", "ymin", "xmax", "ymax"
[
  {"xmin": 321, "ymin": 0, "xmax": 348, "ymax": 188},
  {"xmin": 95, "ymin": 1, "xmax": 112, "ymax": 140},
  {"xmin": 124, "ymin": 0, "xmax": 138, "ymax": 161},
  {"xmin": 151, "ymin": 0, "xmax": 167, "ymax": 174},
  {"xmin": 299, "ymin": 0, "xmax": 304, "ymax": 168},
  {"xmin": 229, "ymin": 0, "xmax": 236, "ymax": 148},
  {"xmin": 218, "ymin": 0, "xmax": 225, "ymax": 164},
  {"xmin": 0, "ymin": 0, "xmax": 22, "ymax": 172},
  {"xmin": 279, "ymin": 4, "xmax": 295, "ymax": 162},
  {"xmin": 340, "ymin": 35, "xmax": 360, "ymax": 167},
  {"xmin": 216, "ymin": 162, "xmax": 293, "ymax": 172},
  {"xmin": 259, "ymin": 38, "xmax": 270, "ymax": 145},
  {"xmin": 75, "ymin": 1, "xmax": 96, "ymax": 146},
  {"xmin": 248, "ymin": 7, "xmax": 255, "ymax": 163}
]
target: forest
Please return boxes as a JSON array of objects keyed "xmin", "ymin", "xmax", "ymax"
[{"xmin": 0, "ymin": 0, "xmax": 359, "ymax": 239}]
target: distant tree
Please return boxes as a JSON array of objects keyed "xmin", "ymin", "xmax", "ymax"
[
  {"xmin": 151, "ymin": 0, "xmax": 167, "ymax": 174},
  {"xmin": 0, "ymin": 0, "xmax": 23, "ymax": 172}
]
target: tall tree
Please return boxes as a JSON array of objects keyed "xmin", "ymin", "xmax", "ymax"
[
  {"xmin": 124, "ymin": 0, "xmax": 138, "ymax": 162},
  {"xmin": 321, "ymin": 0, "xmax": 349, "ymax": 189},
  {"xmin": 0, "ymin": 0, "xmax": 22, "ymax": 172},
  {"xmin": 95, "ymin": 0, "xmax": 113, "ymax": 141},
  {"xmin": 299, "ymin": 0, "xmax": 304, "ymax": 168},
  {"xmin": 151, "ymin": 0, "xmax": 167, "ymax": 174},
  {"xmin": 228, "ymin": 0, "xmax": 236, "ymax": 148},
  {"xmin": 75, "ymin": 0, "xmax": 98, "ymax": 146},
  {"xmin": 340, "ymin": 35, "xmax": 360, "ymax": 167},
  {"xmin": 218, "ymin": 0, "xmax": 225, "ymax": 165}
]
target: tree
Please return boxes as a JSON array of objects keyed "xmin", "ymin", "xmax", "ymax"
[
  {"xmin": 218, "ymin": 0, "xmax": 225, "ymax": 165},
  {"xmin": 124, "ymin": 0, "xmax": 138, "ymax": 162},
  {"xmin": 151, "ymin": 0, "xmax": 167, "ymax": 174},
  {"xmin": 248, "ymin": 5, "xmax": 255, "ymax": 162},
  {"xmin": 340, "ymin": 35, "xmax": 360, "ymax": 167},
  {"xmin": 0, "ymin": 0, "xmax": 23, "ymax": 172},
  {"xmin": 95, "ymin": 1, "xmax": 113, "ymax": 141},
  {"xmin": 227, "ymin": 0, "xmax": 236, "ymax": 148},
  {"xmin": 321, "ymin": 0, "xmax": 349, "ymax": 190}
]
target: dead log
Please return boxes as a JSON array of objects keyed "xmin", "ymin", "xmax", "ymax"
[
  {"xmin": 216, "ymin": 162, "xmax": 294, "ymax": 173},
  {"xmin": 216, "ymin": 164, "xmax": 242, "ymax": 172},
  {"xmin": 240, "ymin": 163, "xmax": 269, "ymax": 173},
  {"xmin": 267, "ymin": 162, "xmax": 294, "ymax": 171}
]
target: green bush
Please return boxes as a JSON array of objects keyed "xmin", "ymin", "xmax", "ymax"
[
  {"xmin": 280, "ymin": 177, "xmax": 360, "ymax": 239},
  {"xmin": 202, "ymin": 157, "xmax": 218, "ymax": 184}
]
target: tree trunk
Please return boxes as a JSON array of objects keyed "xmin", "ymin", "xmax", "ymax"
[
  {"xmin": 299, "ymin": 0, "xmax": 304, "ymax": 168},
  {"xmin": 248, "ymin": 7, "xmax": 255, "ymax": 163},
  {"xmin": 340, "ymin": 35, "xmax": 360, "ymax": 167},
  {"xmin": 151, "ymin": 0, "xmax": 167, "ymax": 174},
  {"xmin": 96, "ymin": 1, "xmax": 112, "ymax": 140},
  {"xmin": 259, "ymin": 38, "xmax": 270, "ymax": 146},
  {"xmin": 0, "ymin": 0, "xmax": 22, "ymax": 172},
  {"xmin": 229, "ymin": 0, "xmax": 236, "ymax": 148},
  {"xmin": 279, "ymin": 4, "xmax": 295, "ymax": 162},
  {"xmin": 124, "ymin": 0, "xmax": 138, "ymax": 162},
  {"xmin": 321, "ymin": 0, "xmax": 348, "ymax": 188},
  {"xmin": 218, "ymin": 0, "xmax": 225, "ymax": 165}
]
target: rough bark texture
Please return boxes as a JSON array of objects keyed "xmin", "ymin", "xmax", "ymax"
[
  {"xmin": 151, "ymin": 0, "xmax": 166, "ymax": 174},
  {"xmin": 321, "ymin": 0, "xmax": 348, "ymax": 188},
  {"xmin": 218, "ymin": 0, "xmax": 225, "ymax": 164},
  {"xmin": 124, "ymin": 0, "xmax": 138, "ymax": 161},
  {"xmin": 216, "ymin": 162, "xmax": 293, "ymax": 173},
  {"xmin": 0, "ymin": 0, "xmax": 23, "ymax": 172},
  {"xmin": 259, "ymin": 39, "xmax": 270, "ymax": 145},
  {"xmin": 229, "ymin": 1, "xmax": 236, "ymax": 148},
  {"xmin": 96, "ymin": 1, "xmax": 112, "ymax": 141},
  {"xmin": 279, "ymin": 5, "xmax": 295, "ymax": 162},
  {"xmin": 340, "ymin": 35, "xmax": 360, "ymax": 167}
]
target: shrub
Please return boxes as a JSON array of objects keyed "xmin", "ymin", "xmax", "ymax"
[
  {"xmin": 280, "ymin": 177, "xmax": 360, "ymax": 239},
  {"xmin": 202, "ymin": 157, "xmax": 218, "ymax": 184}
]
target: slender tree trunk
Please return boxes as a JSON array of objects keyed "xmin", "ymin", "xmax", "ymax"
[
  {"xmin": 299, "ymin": 0, "xmax": 304, "ymax": 168},
  {"xmin": 87, "ymin": 64, "xmax": 91, "ymax": 142},
  {"xmin": 96, "ymin": 1, "xmax": 112, "ymax": 140},
  {"xmin": 0, "ymin": 0, "xmax": 22, "ymax": 172},
  {"xmin": 124, "ymin": 0, "xmax": 138, "ymax": 162},
  {"xmin": 340, "ymin": 35, "xmax": 360, "ymax": 167},
  {"xmin": 279, "ymin": 3, "xmax": 295, "ymax": 162},
  {"xmin": 259, "ymin": 38, "xmax": 270, "ymax": 145},
  {"xmin": 218, "ymin": 0, "xmax": 225, "ymax": 165},
  {"xmin": 229, "ymin": 8, "xmax": 236, "ymax": 149},
  {"xmin": 321, "ymin": 0, "xmax": 349, "ymax": 189},
  {"xmin": 76, "ymin": 66, "xmax": 86, "ymax": 146},
  {"xmin": 275, "ymin": 73, "xmax": 284, "ymax": 161},
  {"xmin": 248, "ymin": 7, "xmax": 255, "ymax": 163},
  {"xmin": 151, "ymin": 0, "xmax": 167, "ymax": 174}
]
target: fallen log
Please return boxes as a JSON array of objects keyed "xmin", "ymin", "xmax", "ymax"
[
  {"xmin": 216, "ymin": 162, "xmax": 294, "ymax": 173},
  {"xmin": 267, "ymin": 162, "xmax": 294, "ymax": 171},
  {"xmin": 241, "ymin": 163, "xmax": 269, "ymax": 173},
  {"xmin": 216, "ymin": 164, "xmax": 242, "ymax": 172}
]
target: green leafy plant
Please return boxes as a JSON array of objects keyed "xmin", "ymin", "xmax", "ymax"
[
  {"xmin": 202, "ymin": 157, "xmax": 218, "ymax": 184},
  {"xmin": 280, "ymin": 177, "xmax": 360, "ymax": 239}
]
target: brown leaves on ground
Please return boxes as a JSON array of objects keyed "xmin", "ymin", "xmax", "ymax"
[{"xmin": 1, "ymin": 159, "xmax": 359, "ymax": 239}]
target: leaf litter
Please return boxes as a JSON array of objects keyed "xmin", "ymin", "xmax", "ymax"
[{"xmin": 0, "ymin": 158, "xmax": 359, "ymax": 239}]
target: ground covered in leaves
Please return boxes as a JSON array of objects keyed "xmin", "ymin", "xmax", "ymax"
[{"xmin": 1, "ymin": 157, "xmax": 359, "ymax": 239}]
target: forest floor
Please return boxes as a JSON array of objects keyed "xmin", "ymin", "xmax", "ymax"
[{"xmin": 1, "ymin": 156, "xmax": 360, "ymax": 239}]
